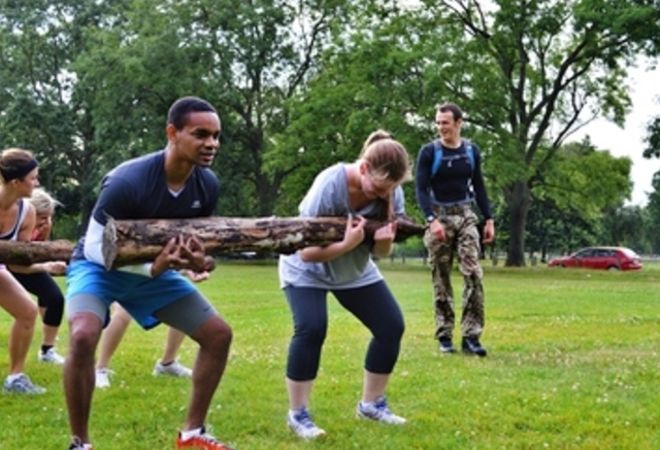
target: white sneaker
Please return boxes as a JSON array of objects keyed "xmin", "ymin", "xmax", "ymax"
[
  {"xmin": 95, "ymin": 368, "xmax": 113, "ymax": 389},
  {"xmin": 153, "ymin": 360, "xmax": 192, "ymax": 377},
  {"xmin": 38, "ymin": 348, "xmax": 65, "ymax": 365},
  {"xmin": 287, "ymin": 408, "xmax": 326, "ymax": 439},
  {"xmin": 357, "ymin": 395, "xmax": 406, "ymax": 425},
  {"xmin": 3, "ymin": 373, "xmax": 46, "ymax": 395}
]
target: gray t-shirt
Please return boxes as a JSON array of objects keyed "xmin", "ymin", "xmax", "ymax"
[{"xmin": 279, "ymin": 163, "xmax": 405, "ymax": 289}]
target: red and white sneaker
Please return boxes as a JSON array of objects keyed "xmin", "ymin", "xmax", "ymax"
[
  {"xmin": 176, "ymin": 427, "xmax": 234, "ymax": 450},
  {"xmin": 68, "ymin": 436, "xmax": 93, "ymax": 450}
]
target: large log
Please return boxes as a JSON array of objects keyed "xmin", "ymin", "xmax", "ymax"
[
  {"xmin": 102, "ymin": 216, "xmax": 425, "ymax": 269},
  {"xmin": 0, "ymin": 240, "xmax": 74, "ymax": 265},
  {"xmin": 0, "ymin": 216, "xmax": 426, "ymax": 267}
]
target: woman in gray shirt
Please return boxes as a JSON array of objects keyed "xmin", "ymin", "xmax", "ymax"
[{"xmin": 279, "ymin": 130, "xmax": 411, "ymax": 439}]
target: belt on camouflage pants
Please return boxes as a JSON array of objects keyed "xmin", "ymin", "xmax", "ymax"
[{"xmin": 433, "ymin": 204, "xmax": 472, "ymax": 216}]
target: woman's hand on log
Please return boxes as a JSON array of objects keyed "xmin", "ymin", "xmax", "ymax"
[
  {"xmin": 373, "ymin": 221, "xmax": 397, "ymax": 244},
  {"xmin": 42, "ymin": 261, "xmax": 67, "ymax": 276},
  {"xmin": 372, "ymin": 222, "xmax": 397, "ymax": 259},
  {"xmin": 342, "ymin": 214, "xmax": 366, "ymax": 251}
]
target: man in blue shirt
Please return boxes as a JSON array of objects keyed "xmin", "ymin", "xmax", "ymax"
[{"xmin": 64, "ymin": 96, "xmax": 233, "ymax": 450}]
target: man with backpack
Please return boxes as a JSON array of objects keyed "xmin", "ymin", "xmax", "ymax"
[{"xmin": 415, "ymin": 102, "xmax": 495, "ymax": 357}]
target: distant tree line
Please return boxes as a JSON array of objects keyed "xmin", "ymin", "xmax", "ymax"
[{"xmin": 1, "ymin": 0, "xmax": 658, "ymax": 262}]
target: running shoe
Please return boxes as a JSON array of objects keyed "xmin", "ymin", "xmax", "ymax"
[
  {"xmin": 3, "ymin": 374, "xmax": 46, "ymax": 394},
  {"xmin": 154, "ymin": 360, "xmax": 192, "ymax": 377},
  {"xmin": 176, "ymin": 427, "xmax": 233, "ymax": 449},
  {"xmin": 38, "ymin": 347, "xmax": 65, "ymax": 365},
  {"xmin": 356, "ymin": 395, "xmax": 406, "ymax": 425},
  {"xmin": 287, "ymin": 407, "xmax": 326, "ymax": 439}
]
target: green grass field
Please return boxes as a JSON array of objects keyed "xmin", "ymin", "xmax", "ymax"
[{"xmin": 1, "ymin": 261, "xmax": 658, "ymax": 449}]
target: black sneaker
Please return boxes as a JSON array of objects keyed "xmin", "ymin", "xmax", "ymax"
[
  {"xmin": 438, "ymin": 337, "xmax": 456, "ymax": 353},
  {"xmin": 462, "ymin": 336, "xmax": 487, "ymax": 357}
]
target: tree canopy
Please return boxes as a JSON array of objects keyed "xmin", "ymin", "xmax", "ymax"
[{"xmin": 1, "ymin": 0, "xmax": 657, "ymax": 258}]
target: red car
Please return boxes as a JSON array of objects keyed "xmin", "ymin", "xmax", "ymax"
[{"xmin": 548, "ymin": 247, "xmax": 643, "ymax": 271}]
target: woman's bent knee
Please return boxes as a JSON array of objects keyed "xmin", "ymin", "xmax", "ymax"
[{"xmin": 14, "ymin": 301, "xmax": 38, "ymax": 325}]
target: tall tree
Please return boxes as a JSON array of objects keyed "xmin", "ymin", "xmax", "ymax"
[
  {"xmin": 524, "ymin": 139, "xmax": 632, "ymax": 258},
  {"xmin": 642, "ymin": 99, "xmax": 660, "ymax": 252},
  {"xmin": 276, "ymin": 0, "xmax": 658, "ymax": 265},
  {"xmin": 419, "ymin": 0, "xmax": 660, "ymax": 265},
  {"xmin": 0, "ymin": 0, "xmax": 130, "ymax": 232},
  {"xmin": 645, "ymin": 171, "xmax": 660, "ymax": 253},
  {"xmin": 75, "ymin": 0, "xmax": 349, "ymax": 217}
]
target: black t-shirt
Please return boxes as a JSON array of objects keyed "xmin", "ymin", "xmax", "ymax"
[
  {"xmin": 72, "ymin": 149, "xmax": 220, "ymax": 261},
  {"xmin": 415, "ymin": 140, "xmax": 492, "ymax": 219}
]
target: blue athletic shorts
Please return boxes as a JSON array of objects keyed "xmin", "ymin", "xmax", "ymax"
[{"xmin": 66, "ymin": 260, "xmax": 198, "ymax": 329}]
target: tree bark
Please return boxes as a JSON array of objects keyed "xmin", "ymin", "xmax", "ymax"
[
  {"xmin": 505, "ymin": 181, "xmax": 532, "ymax": 267},
  {"xmin": 0, "ymin": 240, "xmax": 74, "ymax": 265},
  {"xmin": 0, "ymin": 216, "xmax": 425, "ymax": 267},
  {"xmin": 102, "ymin": 215, "xmax": 425, "ymax": 269}
]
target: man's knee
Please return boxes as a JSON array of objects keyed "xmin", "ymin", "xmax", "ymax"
[
  {"xmin": 68, "ymin": 314, "xmax": 103, "ymax": 356},
  {"xmin": 194, "ymin": 315, "xmax": 233, "ymax": 351}
]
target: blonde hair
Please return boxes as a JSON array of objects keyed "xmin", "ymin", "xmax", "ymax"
[
  {"xmin": 358, "ymin": 130, "xmax": 412, "ymax": 220},
  {"xmin": 359, "ymin": 130, "xmax": 412, "ymax": 184},
  {"xmin": 30, "ymin": 188, "xmax": 61, "ymax": 215},
  {"xmin": 0, "ymin": 148, "xmax": 38, "ymax": 184}
]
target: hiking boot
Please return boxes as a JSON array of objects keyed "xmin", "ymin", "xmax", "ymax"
[
  {"xmin": 356, "ymin": 395, "xmax": 406, "ymax": 425},
  {"xmin": 153, "ymin": 360, "xmax": 192, "ymax": 377},
  {"xmin": 176, "ymin": 427, "xmax": 234, "ymax": 450},
  {"xmin": 438, "ymin": 337, "xmax": 456, "ymax": 353},
  {"xmin": 38, "ymin": 348, "xmax": 65, "ymax": 365},
  {"xmin": 462, "ymin": 336, "xmax": 487, "ymax": 357},
  {"xmin": 95, "ymin": 368, "xmax": 113, "ymax": 389},
  {"xmin": 3, "ymin": 374, "xmax": 46, "ymax": 394},
  {"xmin": 68, "ymin": 436, "xmax": 93, "ymax": 450},
  {"xmin": 287, "ymin": 407, "xmax": 326, "ymax": 439}
]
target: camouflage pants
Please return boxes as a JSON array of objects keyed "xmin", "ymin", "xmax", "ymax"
[{"xmin": 423, "ymin": 207, "xmax": 485, "ymax": 340}]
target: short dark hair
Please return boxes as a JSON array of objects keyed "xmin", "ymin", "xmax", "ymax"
[
  {"xmin": 0, "ymin": 148, "xmax": 38, "ymax": 183},
  {"xmin": 167, "ymin": 96, "xmax": 217, "ymax": 130},
  {"xmin": 436, "ymin": 102, "xmax": 463, "ymax": 121}
]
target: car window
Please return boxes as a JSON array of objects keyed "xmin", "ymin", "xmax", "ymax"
[
  {"xmin": 576, "ymin": 249, "xmax": 593, "ymax": 258},
  {"xmin": 619, "ymin": 248, "xmax": 639, "ymax": 258}
]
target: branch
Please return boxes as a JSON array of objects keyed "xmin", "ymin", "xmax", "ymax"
[{"xmin": 287, "ymin": 9, "xmax": 330, "ymax": 97}]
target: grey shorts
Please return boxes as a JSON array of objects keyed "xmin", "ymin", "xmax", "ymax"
[{"xmin": 65, "ymin": 290, "xmax": 217, "ymax": 335}]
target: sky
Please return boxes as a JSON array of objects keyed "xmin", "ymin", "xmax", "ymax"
[{"xmin": 566, "ymin": 64, "xmax": 659, "ymax": 207}]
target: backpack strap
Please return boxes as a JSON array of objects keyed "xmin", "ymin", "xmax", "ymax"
[
  {"xmin": 431, "ymin": 139, "xmax": 443, "ymax": 177},
  {"xmin": 464, "ymin": 139, "xmax": 475, "ymax": 169},
  {"xmin": 431, "ymin": 139, "xmax": 474, "ymax": 178}
]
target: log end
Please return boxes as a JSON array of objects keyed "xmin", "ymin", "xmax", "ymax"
[{"xmin": 102, "ymin": 218, "xmax": 118, "ymax": 270}]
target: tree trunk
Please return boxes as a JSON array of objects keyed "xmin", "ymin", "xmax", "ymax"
[
  {"xmin": 102, "ymin": 216, "xmax": 425, "ymax": 269},
  {"xmin": 505, "ymin": 181, "xmax": 532, "ymax": 267}
]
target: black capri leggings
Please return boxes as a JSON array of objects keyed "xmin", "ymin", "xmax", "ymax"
[
  {"xmin": 284, "ymin": 280, "xmax": 405, "ymax": 381},
  {"xmin": 10, "ymin": 271, "xmax": 64, "ymax": 327}
]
